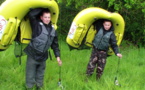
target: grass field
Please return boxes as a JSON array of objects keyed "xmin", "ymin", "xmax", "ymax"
[{"xmin": 0, "ymin": 40, "xmax": 145, "ymax": 90}]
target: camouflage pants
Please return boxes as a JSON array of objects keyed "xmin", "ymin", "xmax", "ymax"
[{"xmin": 86, "ymin": 48, "xmax": 107, "ymax": 79}]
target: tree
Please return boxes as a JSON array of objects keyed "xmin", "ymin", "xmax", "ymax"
[
  {"xmin": 0, "ymin": 0, "xmax": 5, "ymax": 5},
  {"xmin": 57, "ymin": 0, "xmax": 145, "ymax": 46},
  {"xmin": 0, "ymin": 0, "xmax": 145, "ymax": 46}
]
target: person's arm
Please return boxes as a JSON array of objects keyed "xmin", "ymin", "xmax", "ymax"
[
  {"xmin": 94, "ymin": 19, "xmax": 104, "ymax": 30},
  {"xmin": 110, "ymin": 33, "xmax": 122, "ymax": 58},
  {"xmin": 26, "ymin": 8, "xmax": 43, "ymax": 37},
  {"xmin": 95, "ymin": 23, "xmax": 102, "ymax": 31},
  {"xmin": 51, "ymin": 31, "xmax": 62, "ymax": 66},
  {"xmin": 27, "ymin": 8, "xmax": 42, "ymax": 27},
  {"xmin": 27, "ymin": 8, "xmax": 42, "ymax": 20}
]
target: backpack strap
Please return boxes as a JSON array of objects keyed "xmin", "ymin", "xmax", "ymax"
[
  {"xmin": 49, "ymin": 50, "xmax": 52, "ymax": 60},
  {"xmin": 14, "ymin": 41, "xmax": 22, "ymax": 65}
]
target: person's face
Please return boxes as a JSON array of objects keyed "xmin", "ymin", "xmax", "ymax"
[
  {"xmin": 40, "ymin": 12, "xmax": 51, "ymax": 25},
  {"xmin": 103, "ymin": 21, "xmax": 112, "ymax": 30}
]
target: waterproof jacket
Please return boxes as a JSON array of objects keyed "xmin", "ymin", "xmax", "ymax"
[
  {"xmin": 93, "ymin": 25, "xmax": 119, "ymax": 55},
  {"xmin": 24, "ymin": 9, "xmax": 60, "ymax": 61}
]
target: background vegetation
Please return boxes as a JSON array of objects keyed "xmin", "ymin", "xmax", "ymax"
[
  {"xmin": 0, "ymin": 0, "xmax": 145, "ymax": 90},
  {"xmin": 57, "ymin": 0, "xmax": 145, "ymax": 46},
  {"xmin": 0, "ymin": 0, "xmax": 145, "ymax": 45}
]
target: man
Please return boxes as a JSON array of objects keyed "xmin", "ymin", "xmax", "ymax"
[
  {"xmin": 86, "ymin": 19, "xmax": 122, "ymax": 80},
  {"xmin": 24, "ymin": 8, "xmax": 62, "ymax": 89}
]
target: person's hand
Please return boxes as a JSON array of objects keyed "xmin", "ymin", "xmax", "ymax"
[
  {"xmin": 57, "ymin": 57, "xmax": 62, "ymax": 66},
  {"xmin": 117, "ymin": 53, "xmax": 122, "ymax": 58}
]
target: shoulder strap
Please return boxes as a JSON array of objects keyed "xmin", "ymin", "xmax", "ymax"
[
  {"xmin": 14, "ymin": 41, "xmax": 22, "ymax": 65},
  {"xmin": 39, "ymin": 22, "xmax": 49, "ymax": 34}
]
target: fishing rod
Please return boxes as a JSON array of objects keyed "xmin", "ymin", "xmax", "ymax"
[
  {"xmin": 58, "ymin": 66, "xmax": 64, "ymax": 90},
  {"xmin": 114, "ymin": 57, "xmax": 121, "ymax": 87}
]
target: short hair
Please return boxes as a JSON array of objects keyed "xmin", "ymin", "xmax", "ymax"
[
  {"xmin": 39, "ymin": 8, "xmax": 50, "ymax": 16},
  {"xmin": 103, "ymin": 19, "xmax": 113, "ymax": 25}
]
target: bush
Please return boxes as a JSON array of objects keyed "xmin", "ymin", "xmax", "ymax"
[{"xmin": 57, "ymin": 0, "xmax": 145, "ymax": 46}]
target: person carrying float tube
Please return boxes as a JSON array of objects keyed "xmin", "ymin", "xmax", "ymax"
[
  {"xmin": 86, "ymin": 19, "xmax": 122, "ymax": 80},
  {"xmin": 24, "ymin": 8, "xmax": 62, "ymax": 89}
]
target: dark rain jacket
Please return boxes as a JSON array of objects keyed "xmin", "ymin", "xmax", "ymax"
[
  {"xmin": 24, "ymin": 9, "xmax": 60, "ymax": 61},
  {"xmin": 93, "ymin": 25, "xmax": 119, "ymax": 55}
]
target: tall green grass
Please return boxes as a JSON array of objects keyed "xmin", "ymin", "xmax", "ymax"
[{"xmin": 0, "ymin": 41, "xmax": 145, "ymax": 90}]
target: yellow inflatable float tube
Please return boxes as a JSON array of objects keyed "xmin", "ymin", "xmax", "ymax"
[
  {"xmin": 66, "ymin": 7, "xmax": 125, "ymax": 55},
  {"xmin": 0, "ymin": 0, "xmax": 59, "ymax": 50}
]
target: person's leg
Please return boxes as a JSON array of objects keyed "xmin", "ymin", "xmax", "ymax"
[
  {"xmin": 86, "ymin": 48, "xmax": 98, "ymax": 76},
  {"xmin": 96, "ymin": 51, "xmax": 107, "ymax": 80},
  {"xmin": 35, "ymin": 60, "xmax": 46, "ymax": 88},
  {"xmin": 26, "ymin": 56, "xmax": 37, "ymax": 88}
]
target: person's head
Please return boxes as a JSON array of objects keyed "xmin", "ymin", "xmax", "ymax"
[
  {"xmin": 103, "ymin": 20, "xmax": 112, "ymax": 31},
  {"xmin": 40, "ymin": 9, "xmax": 51, "ymax": 25}
]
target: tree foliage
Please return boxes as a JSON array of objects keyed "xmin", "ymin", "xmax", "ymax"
[
  {"xmin": 0, "ymin": 0, "xmax": 145, "ymax": 46},
  {"xmin": 0, "ymin": 0, "xmax": 4, "ymax": 5},
  {"xmin": 57, "ymin": 0, "xmax": 145, "ymax": 46},
  {"xmin": 107, "ymin": 0, "xmax": 145, "ymax": 46}
]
